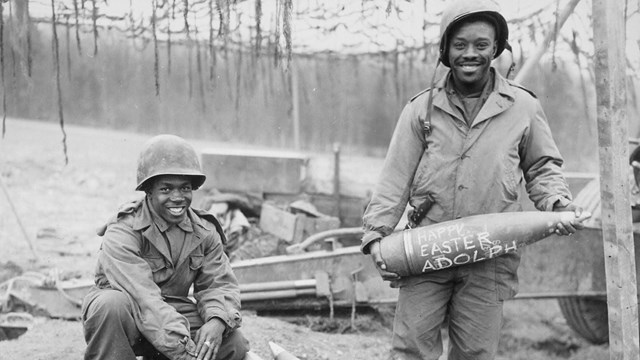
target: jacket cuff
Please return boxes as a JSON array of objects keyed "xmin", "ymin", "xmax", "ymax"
[
  {"xmin": 174, "ymin": 336, "xmax": 196, "ymax": 360},
  {"xmin": 545, "ymin": 195, "xmax": 571, "ymax": 211},
  {"xmin": 360, "ymin": 230, "xmax": 383, "ymax": 254},
  {"xmin": 205, "ymin": 307, "xmax": 242, "ymax": 331}
]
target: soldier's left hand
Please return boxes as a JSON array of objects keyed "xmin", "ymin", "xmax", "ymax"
[
  {"xmin": 194, "ymin": 318, "xmax": 226, "ymax": 360},
  {"xmin": 553, "ymin": 202, "xmax": 586, "ymax": 236}
]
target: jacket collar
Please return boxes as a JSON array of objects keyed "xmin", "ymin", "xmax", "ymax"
[
  {"xmin": 132, "ymin": 198, "xmax": 210, "ymax": 232},
  {"xmin": 432, "ymin": 68, "xmax": 515, "ymax": 127},
  {"xmin": 133, "ymin": 198, "xmax": 209, "ymax": 267},
  {"xmin": 146, "ymin": 199, "xmax": 194, "ymax": 234}
]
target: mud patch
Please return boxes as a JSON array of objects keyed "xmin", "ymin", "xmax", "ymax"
[
  {"xmin": 532, "ymin": 338, "xmax": 581, "ymax": 358},
  {"xmin": 499, "ymin": 331, "xmax": 582, "ymax": 358},
  {"xmin": 259, "ymin": 307, "xmax": 393, "ymax": 335}
]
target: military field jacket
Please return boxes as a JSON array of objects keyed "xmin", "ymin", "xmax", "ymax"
[
  {"xmin": 93, "ymin": 199, "xmax": 241, "ymax": 359},
  {"xmin": 362, "ymin": 70, "xmax": 572, "ymax": 254}
]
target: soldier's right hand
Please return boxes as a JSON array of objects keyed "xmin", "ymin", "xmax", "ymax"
[{"xmin": 369, "ymin": 240, "xmax": 400, "ymax": 282}]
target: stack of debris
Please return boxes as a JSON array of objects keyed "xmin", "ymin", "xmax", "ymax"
[
  {"xmin": 198, "ymin": 190, "xmax": 342, "ymax": 262},
  {"xmin": 0, "ymin": 312, "xmax": 33, "ymax": 341},
  {"xmin": 0, "ymin": 269, "xmax": 89, "ymax": 319},
  {"xmin": 0, "ymin": 267, "xmax": 91, "ymax": 341}
]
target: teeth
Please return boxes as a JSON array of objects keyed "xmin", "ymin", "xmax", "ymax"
[{"xmin": 169, "ymin": 207, "xmax": 183, "ymax": 215}]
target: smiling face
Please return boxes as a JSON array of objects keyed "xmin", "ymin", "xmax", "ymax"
[
  {"xmin": 147, "ymin": 175, "xmax": 193, "ymax": 225},
  {"xmin": 448, "ymin": 20, "xmax": 497, "ymax": 95}
]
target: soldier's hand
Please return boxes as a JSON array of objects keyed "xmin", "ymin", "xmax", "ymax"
[
  {"xmin": 553, "ymin": 202, "xmax": 588, "ymax": 236},
  {"xmin": 369, "ymin": 240, "xmax": 400, "ymax": 282},
  {"xmin": 194, "ymin": 318, "xmax": 225, "ymax": 360}
]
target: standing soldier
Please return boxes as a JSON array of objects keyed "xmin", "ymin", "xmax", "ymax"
[
  {"xmin": 361, "ymin": 1, "xmax": 583, "ymax": 359},
  {"xmin": 82, "ymin": 134, "xmax": 250, "ymax": 360}
]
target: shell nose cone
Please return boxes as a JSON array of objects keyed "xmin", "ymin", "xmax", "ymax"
[{"xmin": 269, "ymin": 342, "xmax": 301, "ymax": 360}]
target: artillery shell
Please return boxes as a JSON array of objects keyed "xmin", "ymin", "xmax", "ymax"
[{"xmin": 379, "ymin": 211, "xmax": 589, "ymax": 276}]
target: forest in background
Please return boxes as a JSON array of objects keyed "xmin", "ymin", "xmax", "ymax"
[{"xmin": 1, "ymin": 0, "xmax": 639, "ymax": 172}]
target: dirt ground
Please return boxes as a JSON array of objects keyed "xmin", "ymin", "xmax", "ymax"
[{"xmin": 0, "ymin": 118, "xmax": 610, "ymax": 360}]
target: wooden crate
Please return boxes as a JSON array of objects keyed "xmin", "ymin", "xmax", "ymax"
[{"xmin": 259, "ymin": 203, "xmax": 340, "ymax": 243}]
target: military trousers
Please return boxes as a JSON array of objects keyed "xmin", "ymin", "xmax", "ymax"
[
  {"xmin": 390, "ymin": 259, "xmax": 512, "ymax": 360},
  {"xmin": 82, "ymin": 288, "xmax": 249, "ymax": 360}
]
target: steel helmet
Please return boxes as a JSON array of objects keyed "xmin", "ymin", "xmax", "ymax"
[
  {"xmin": 439, "ymin": 0, "xmax": 509, "ymax": 67},
  {"xmin": 135, "ymin": 134, "xmax": 206, "ymax": 191}
]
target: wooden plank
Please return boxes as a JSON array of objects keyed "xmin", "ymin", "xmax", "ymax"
[
  {"xmin": 259, "ymin": 202, "xmax": 304, "ymax": 243},
  {"xmin": 592, "ymin": 0, "xmax": 640, "ymax": 358},
  {"xmin": 264, "ymin": 192, "xmax": 367, "ymax": 228},
  {"xmin": 259, "ymin": 202, "xmax": 341, "ymax": 244},
  {"xmin": 302, "ymin": 216, "xmax": 341, "ymax": 241},
  {"xmin": 200, "ymin": 148, "xmax": 308, "ymax": 194}
]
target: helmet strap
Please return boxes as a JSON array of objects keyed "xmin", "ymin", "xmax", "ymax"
[{"xmin": 423, "ymin": 60, "xmax": 441, "ymax": 143}]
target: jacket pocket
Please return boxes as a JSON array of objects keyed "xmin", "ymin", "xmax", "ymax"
[
  {"xmin": 494, "ymin": 255, "xmax": 520, "ymax": 301},
  {"xmin": 144, "ymin": 256, "xmax": 167, "ymax": 272},
  {"xmin": 143, "ymin": 256, "xmax": 171, "ymax": 284}
]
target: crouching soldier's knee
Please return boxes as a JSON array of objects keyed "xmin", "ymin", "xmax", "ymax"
[
  {"xmin": 217, "ymin": 329, "xmax": 250, "ymax": 360},
  {"xmin": 82, "ymin": 289, "xmax": 136, "ymax": 329},
  {"xmin": 82, "ymin": 289, "xmax": 140, "ymax": 359}
]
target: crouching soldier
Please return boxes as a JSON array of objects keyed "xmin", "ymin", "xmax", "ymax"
[{"xmin": 82, "ymin": 134, "xmax": 250, "ymax": 360}]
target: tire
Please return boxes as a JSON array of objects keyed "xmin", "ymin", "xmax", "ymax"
[{"xmin": 558, "ymin": 296, "xmax": 609, "ymax": 344}]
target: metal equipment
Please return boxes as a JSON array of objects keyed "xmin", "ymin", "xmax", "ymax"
[{"xmin": 230, "ymin": 142, "xmax": 640, "ymax": 345}]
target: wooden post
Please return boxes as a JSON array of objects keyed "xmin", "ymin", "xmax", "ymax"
[
  {"xmin": 333, "ymin": 142, "xmax": 342, "ymax": 220},
  {"xmin": 592, "ymin": 0, "xmax": 640, "ymax": 358},
  {"xmin": 290, "ymin": 61, "xmax": 301, "ymax": 150},
  {"xmin": 0, "ymin": 176, "xmax": 39, "ymax": 262}
]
